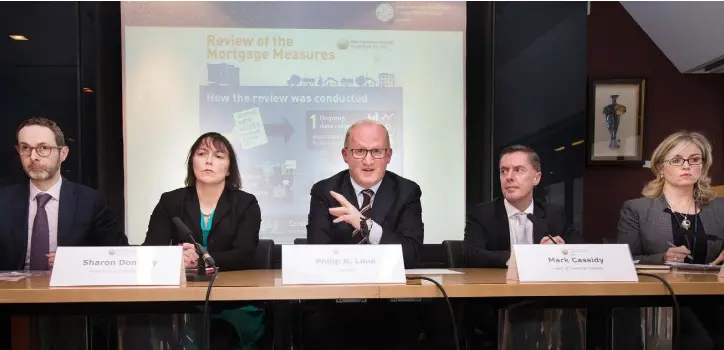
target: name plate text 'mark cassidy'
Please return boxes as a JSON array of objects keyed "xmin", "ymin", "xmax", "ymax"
[
  {"xmin": 282, "ymin": 244, "xmax": 406, "ymax": 285},
  {"xmin": 507, "ymin": 244, "xmax": 638, "ymax": 282},
  {"xmin": 49, "ymin": 246, "xmax": 185, "ymax": 287}
]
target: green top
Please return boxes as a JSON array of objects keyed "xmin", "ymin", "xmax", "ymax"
[{"xmin": 200, "ymin": 210, "xmax": 215, "ymax": 249}]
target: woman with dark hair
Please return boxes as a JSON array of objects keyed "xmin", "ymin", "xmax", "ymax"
[
  {"xmin": 144, "ymin": 132, "xmax": 259, "ymax": 270},
  {"xmin": 143, "ymin": 132, "xmax": 264, "ymax": 349}
]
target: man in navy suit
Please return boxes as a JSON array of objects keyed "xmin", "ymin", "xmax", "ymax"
[
  {"xmin": 307, "ymin": 120, "xmax": 424, "ymax": 266},
  {"xmin": 464, "ymin": 144, "xmax": 583, "ymax": 268},
  {"xmin": 0, "ymin": 117, "xmax": 130, "ymax": 349},
  {"xmin": 304, "ymin": 120, "xmax": 425, "ymax": 350},
  {"xmin": 0, "ymin": 117, "xmax": 129, "ymax": 271},
  {"xmin": 463, "ymin": 145, "xmax": 584, "ymax": 349}
]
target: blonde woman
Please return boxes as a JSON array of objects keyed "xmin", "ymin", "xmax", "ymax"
[
  {"xmin": 617, "ymin": 131, "xmax": 724, "ymax": 350},
  {"xmin": 618, "ymin": 131, "xmax": 724, "ymax": 265}
]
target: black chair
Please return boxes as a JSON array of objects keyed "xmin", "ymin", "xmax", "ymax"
[
  {"xmin": 293, "ymin": 238, "xmax": 307, "ymax": 245},
  {"xmin": 442, "ymin": 240, "xmax": 464, "ymax": 268},
  {"xmin": 252, "ymin": 239, "xmax": 274, "ymax": 269},
  {"xmin": 272, "ymin": 244, "xmax": 282, "ymax": 269},
  {"xmin": 420, "ymin": 243, "xmax": 447, "ymax": 268}
]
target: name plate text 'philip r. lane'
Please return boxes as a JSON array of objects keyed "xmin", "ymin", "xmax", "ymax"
[
  {"xmin": 49, "ymin": 246, "xmax": 184, "ymax": 287},
  {"xmin": 281, "ymin": 244, "xmax": 406, "ymax": 285},
  {"xmin": 511, "ymin": 244, "xmax": 637, "ymax": 282}
]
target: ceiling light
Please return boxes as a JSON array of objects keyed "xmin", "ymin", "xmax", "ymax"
[
  {"xmin": 9, "ymin": 35, "xmax": 28, "ymax": 41},
  {"xmin": 571, "ymin": 139, "xmax": 584, "ymax": 146},
  {"xmin": 83, "ymin": 87, "xmax": 94, "ymax": 93},
  {"xmin": 554, "ymin": 146, "xmax": 565, "ymax": 152}
]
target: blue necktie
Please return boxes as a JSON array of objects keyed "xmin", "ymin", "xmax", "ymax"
[{"xmin": 29, "ymin": 193, "xmax": 52, "ymax": 270}]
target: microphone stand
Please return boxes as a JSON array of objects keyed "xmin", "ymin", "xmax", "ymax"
[
  {"xmin": 186, "ymin": 243, "xmax": 215, "ymax": 282},
  {"xmin": 187, "ymin": 246, "xmax": 218, "ymax": 350},
  {"xmin": 171, "ymin": 217, "xmax": 217, "ymax": 350}
]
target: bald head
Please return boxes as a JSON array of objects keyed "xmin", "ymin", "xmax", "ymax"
[
  {"xmin": 344, "ymin": 120, "xmax": 391, "ymax": 149},
  {"xmin": 342, "ymin": 120, "xmax": 392, "ymax": 188}
]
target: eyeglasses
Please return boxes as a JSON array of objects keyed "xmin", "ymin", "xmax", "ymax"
[
  {"xmin": 347, "ymin": 148, "xmax": 389, "ymax": 159},
  {"xmin": 666, "ymin": 156, "xmax": 703, "ymax": 167},
  {"xmin": 16, "ymin": 144, "xmax": 62, "ymax": 157}
]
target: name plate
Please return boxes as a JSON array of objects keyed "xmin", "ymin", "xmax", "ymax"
[
  {"xmin": 507, "ymin": 244, "xmax": 637, "ymax": 282},
  {"xmin": 281, "ymin": 244, "xmax": 406, "ymax": 285},
  {"xmin": 50, "ymin": 246, "xmax": 185, "ymax": 287}
]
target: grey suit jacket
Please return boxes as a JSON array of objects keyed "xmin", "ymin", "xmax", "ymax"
[{"xmin": 617, "ymin": 196, "xmax": 724, "ymax": 264}]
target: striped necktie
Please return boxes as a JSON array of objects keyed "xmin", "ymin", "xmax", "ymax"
[{"xmin": 352, "ymin": 189, "xmax": 375, "ymax": 244}]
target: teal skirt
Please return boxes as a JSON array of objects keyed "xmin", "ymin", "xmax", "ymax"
[
  {"xmin": 193, "ymin": 305, "xmax": 264, "ymax": 349},
  {"xmin": 215, "ymin": 306, "xmax": 265, "ymax": 349}
]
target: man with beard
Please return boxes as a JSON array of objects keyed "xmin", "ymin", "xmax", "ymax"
[{"xmin": 0, "ymin": 117, "xmax": 129, "ymax": 271}]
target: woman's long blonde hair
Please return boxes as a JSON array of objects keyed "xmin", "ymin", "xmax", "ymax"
[{"xmin": 642, "ymin": 131, "xmax": 716, "ymax": 205}]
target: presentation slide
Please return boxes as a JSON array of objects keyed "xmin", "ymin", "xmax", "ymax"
[{"xmin": 121, "ymin": 1, "xmax": 466, "ymax": 245}]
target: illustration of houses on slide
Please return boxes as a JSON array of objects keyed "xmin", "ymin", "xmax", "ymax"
[
  {"xmin": 354, "ymin": 73, "xmax": 395, "ymax": 87},
  {"xmin": 355, "ymin": 75, "xmax": 375, "ymax": 87},
  {"xmin": 323, "ymin": 77, "xmax": 338, "ymax": 87},
  {"xmin": 283, "ymin": 73, "xmax": 394, "ymax": 87},
  {"xmin": 283, "ymin": 75, "xmax": 314, "ymax": 87},
  {"xmin": 378, "ymin": 73, "xmax": 394, "ymax": 87},
  {"xmin": 286, "ymin": 74, "xmax": 301, "ymax": 86}
]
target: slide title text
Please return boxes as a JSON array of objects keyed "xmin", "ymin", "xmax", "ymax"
[{"xmin": 207, "ymin": 34, "xmax": 336, "ymax": 62}]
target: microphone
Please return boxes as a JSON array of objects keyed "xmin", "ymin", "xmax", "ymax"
[
  {"xmin": 526, "ymin": 213, "xmax": 558, "ymax": 244},
  {"xmin": 172, "ymin": 216, "xmax": 218, "ymax": 350},
  {"xmin": 172, "ymin": 217, "xmax": 216, "ymax": 281}
]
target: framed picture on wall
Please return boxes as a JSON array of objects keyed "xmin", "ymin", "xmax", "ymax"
[{"xmin": 587, "ymin": 78, "xmax": 646, "ymax": 166}]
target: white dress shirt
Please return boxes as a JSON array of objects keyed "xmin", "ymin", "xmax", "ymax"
[
  {"xmin": 25, "ymin": 177, "xmax": 62, "ymax": 270},
  {"xmin": 349, "ymin": 177, "xmax": 383, "ymax": 244},
  {"xmin": 503, "ymin": 198, "xmax": 534, "ymax": 247}
]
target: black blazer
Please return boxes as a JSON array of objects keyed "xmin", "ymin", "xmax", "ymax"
[
  {"xmin": 463, "ymin": 197, "xmax": 583, "ymax": 268},
  {"xmin": 143, "ymin": 187, "xmax": 261, "ymax": 271},
  {"xmin": 306, "ymin": 170, "xmax": 424, "ymax": 268},
  {"xmin": 0, "ymin": 179, "xmax": 128, "ymax": 270}
]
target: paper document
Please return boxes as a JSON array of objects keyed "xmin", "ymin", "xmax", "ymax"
[
  {"xmin": 635, "ymin": 265, "xmax": 671, "ymax": 270},
  {"xmin": 0, "ymin": 271, "xmax": 36, "ymax": 282},
  {"xmin": 665, "ymin": 262, "xmax": 721, "ymax": 271},
  {"xmin": 405, "ymin": 269, "xmax": 464, "ymax": 275}
]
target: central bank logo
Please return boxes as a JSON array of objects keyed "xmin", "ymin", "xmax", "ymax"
[
  {"xmin": 375, "ymin": 2, "xmax": 394, "ymax": 22},
  {"xmin": 108, "ymin": 249, "xmax": 116, "ymax": 256},
  {"xmin": 336, "ymin": 38, "xmax": 350, "ymax": 50},
  {"xmin": 561, "ymin": 249, "xmax": 569, "ymax": 256}
]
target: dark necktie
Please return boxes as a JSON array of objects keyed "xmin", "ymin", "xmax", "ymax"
[
  {"xmin": 352, "ymin": 189, "xmax": 375, "ymax": 244},
  {"xmin": 29, "ymin": 193, "xmax": 52, "ymax": 270}
]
